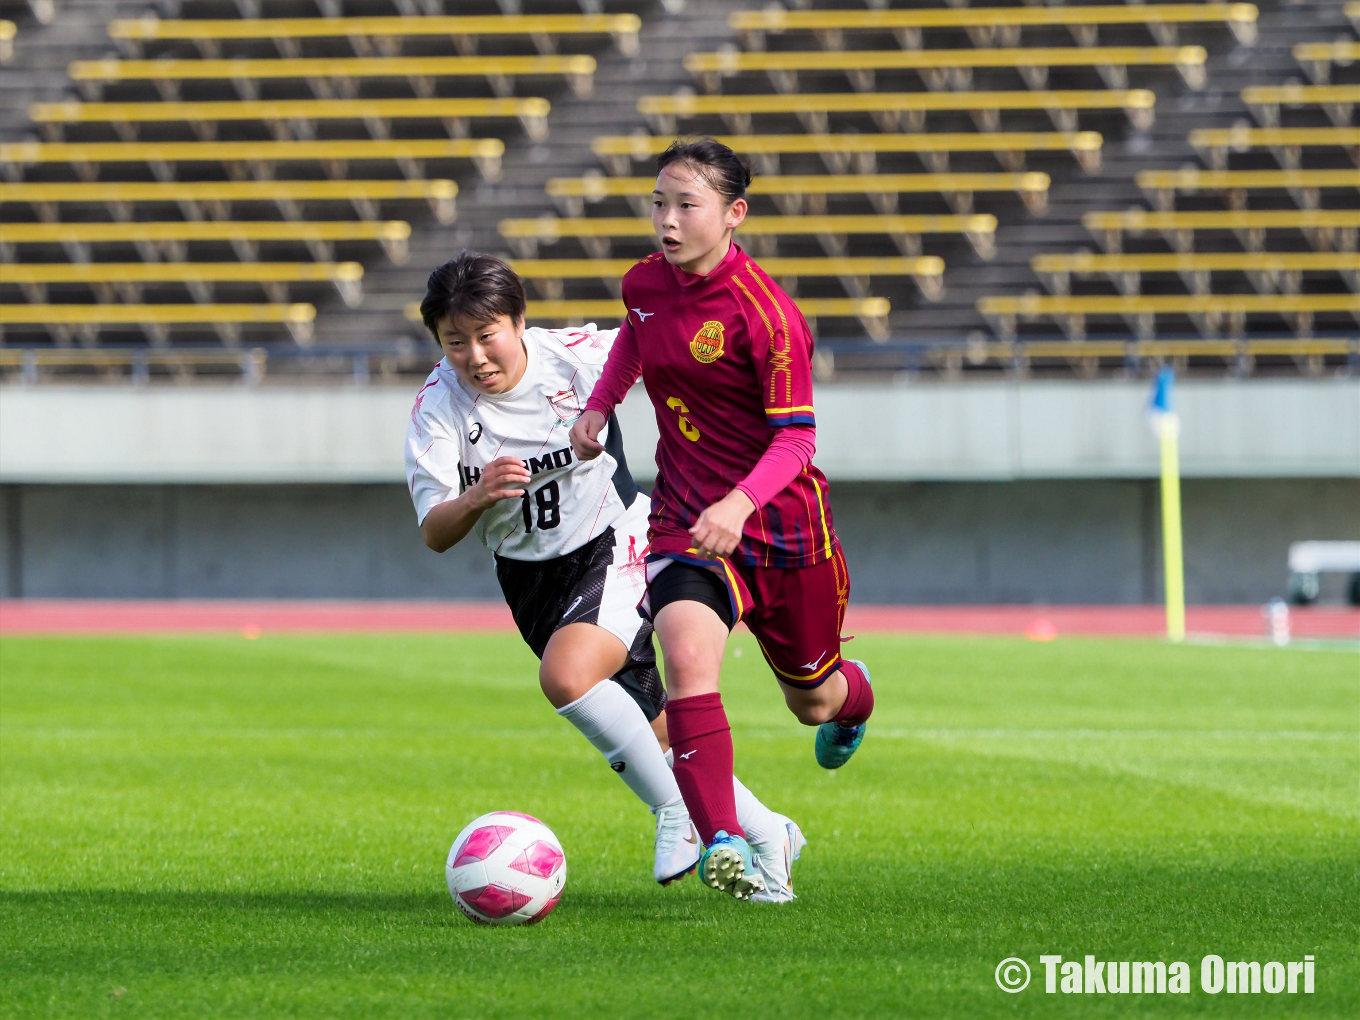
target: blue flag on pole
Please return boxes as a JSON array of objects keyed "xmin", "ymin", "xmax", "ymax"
[{"xmin": 1149, "ymin": 365, "xmax": 1175, "ymax": 416}]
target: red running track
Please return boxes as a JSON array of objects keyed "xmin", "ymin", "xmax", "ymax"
[{"xmin": 2, "ymin": 600, "xmax": 1357, "ymax": 639}]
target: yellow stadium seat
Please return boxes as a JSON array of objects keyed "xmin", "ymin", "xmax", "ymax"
[
  {"xmin": 0, "ymin": 347, "xmax": 272, "ymax": 374},
  {"xmin": 977, "ymin": 292, "xmax": 1360, "ymax": 339},
  {"xmin": 1189, "ymin": 127, "xmax": 1360, "ymax": 167},
  {"xmin": 1, "ymin": 20, "xmax": 14, "ymax": 65},
  {"xmin": 0, "ymin": 179, "xmax": 458, "ymax": 224},
  {"xmin": 547, "ymin": 171, "xmax": 1050, "ymax": 215},
  {"xmin": 1136, "ymin": 168, "xmax": 1360, "ymax": 211},
  {"xmin": 0, "ymin": 220, "xmax": 412, "ymax": 262},
  {"xmin": 405, "ymin": 294, "xmax": 897, "ymax": 339},
  {"xmin": 591, "ymin": 130, "xmax": 1103, "ymax": 175},
  {"xmin": 729, "ymin": 4, "xmax": 1259, "ymax": 47},
  {"xmin": 638, "ymin": 89, "xmax": 1156, "ymax": 134},
  {"xmin": 30, "ymin": 97, "xmax": 552, "ymax": 143},
  {"xmin": 685, "ymin": 47, "xmax": 1207, "ymax": 94},
  {"xmin": 1293, "ymin": 41, "xmax": 1360, "ymax": 84},
  {"xmin": 1241, "ymin": 85, "xmax": 1360, "ymax": 128},
  {"xmin": 108, "ymin": 13, "xmax": 643, "ymax": 57},
  {"xmin": 0, "ymin": 302, "xmax": 316, "ymax": 344},
  {"xmin": 0, "ymin": 138, "xmax": 505, "ymax": 182},
  {"xmin": 498, "ymin": 214, "xmax": 996, "ymax": 260},
  {"xmin": 1083, "ymin": 208, "xmax": 1360, "ymax": 252},
  {"xmin": 3, "ymin": 261, "xmax": 365, "ymax": 306},
  {"xmin": 1031, "ymin": 251, "xmax": 1360, "ymax": 295},
  {"xmin": 70, "ymin": 55, "xmax": 597, "ymax": 100}
]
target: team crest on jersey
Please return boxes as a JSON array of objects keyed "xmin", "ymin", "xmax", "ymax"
[
  {"xmin": 548, "ymin": 387, "xmax": 583, "ymax": 424},
  {"xmin": 689, "ymin": 320, "xmax": 726, "ymax": 364}
]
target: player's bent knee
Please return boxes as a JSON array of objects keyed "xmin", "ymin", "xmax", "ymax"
[
  {"xmin": 538, "ymin": 666, "xmax": 596, "ymax": 710},
  {"xmin": 782, "ymin": 686, "xmax": 837, "ymax": 726}
]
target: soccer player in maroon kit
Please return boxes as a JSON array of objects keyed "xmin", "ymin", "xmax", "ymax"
[{"xmin": 570, "ymin": 139, "xmax": 875, "ymax": 900}]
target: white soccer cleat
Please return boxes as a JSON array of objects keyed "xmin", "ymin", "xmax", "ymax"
[
  {"xmin": 750, "ymin": 815, "xmax": 807, "ymax": 903},
  {"xmin": 653, "ymin": 798, "xmax": 702, "ymax": 885}
]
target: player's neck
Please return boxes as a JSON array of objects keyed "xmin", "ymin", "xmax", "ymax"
[{"xmin": 675, "ymin": 236, "xmax": 735, "ymax": 278}]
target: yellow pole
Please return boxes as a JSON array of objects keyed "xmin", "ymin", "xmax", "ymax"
[{"xmin": 1158, "ymin": 413, "xmax": 1186, "ymax": 642}]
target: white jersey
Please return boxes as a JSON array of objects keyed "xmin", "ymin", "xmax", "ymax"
[{"xmin": 405, "ymin": 324, "xmax": 636, "ymax": 561}]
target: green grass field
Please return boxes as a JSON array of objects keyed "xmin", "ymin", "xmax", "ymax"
[{"xmin": 1, "ymin": 632, "xmax": 1356, "ymax": 1018}]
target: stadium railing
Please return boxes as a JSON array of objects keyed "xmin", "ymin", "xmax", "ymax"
[
  {"xmin": 498, "ymin": 213, "xmax": 997, "ymax": 261},
  {"xmin": 107, "ymin": 13, "xmax": 643, "ymax": 57},
  {"xmin": 0, "ymin": 179, "xmax": 458, "ymax": 224},
  {"xmin": 1136, "ymin": 169, "xmax": 1360, "ymax": 211},
  {"xmin": 1241, "ymin": 85, "xmax": 1360, "ymax": 128},
  {"xmin": 637, "ymin": 89, "xmax": 1157, "ymax": 134},
  {"xmin": 976, "ymin": 292, "xmax": 1360, "ymax": 339},
  {"xmin": 2, "ymin": 261, "xmax": 366, "ymax": 306},
  {"xmin": 1030, "ymin": 251, "xmax": 1360, "ymax": 295},
  {"xmin": 30, "ymin": 97, "xmax": 553, "ymax": 143},
  {"xmin": 1082, "ymin": 208, "xmax": 1360, "ymax": 252},
  {"xmin": 403, "ymin": 294, "xmax": 897, "ymax": 340},
  {"xmin": 547, "ymin": 172, "xmax": 1052, "ymax": 215},
  {"xmin": 729, "ymin": 4, "xmax": 1259, "ymax": 48},
  {"xmin": 1189, "ymin": 127, "xmax": 1360, "ymax": 170},
  {"xmin": 1293, "ymin": 41, "xmax": 1360, "ymax": 85},
  {"xmin": 0, "ymin": 138, "xmax": 506, "ymax": 182},
  {"xmin": 684, "ymin": 46, "xmax": 1208, "ymax": 94},
  {"xmin": 69, "ymin": 55, "xmax": 598, "ymax": 101},
  {"xmin": 590, "ymin": 131, "xmax": 1104, "ymax": 175},
  {"xmin": 0, "ymin": 301, "xmax": 316, "ymax": 344},
  {"xmin": 0, "ymin": 220, "xmax": 413, "ymax": 263}
]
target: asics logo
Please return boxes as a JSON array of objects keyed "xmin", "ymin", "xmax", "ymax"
[
  {"xmin": 801, "ymin": 651, "xmax": 829, "ymax": 672},
  {"xmin": 468, "ymin": 422, "xmax": 483, "ymax": 444},
  {"xmin": 677, "ymin": 750, "xmax": 697, "ymax": 760},
  {"xmin": 631, "ymin": 308, "xmax": 654, "ymax": 321},
  {"xmin": 563, "ymin": 596, "xmax": 584, "ymax": 619}
]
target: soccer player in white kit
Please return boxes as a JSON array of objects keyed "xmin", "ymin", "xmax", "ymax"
[{"xmin": 405, "ymin": 252, "xmax": 802, "ymax": 899}]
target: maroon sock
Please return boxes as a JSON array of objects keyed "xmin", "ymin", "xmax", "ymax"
[
  {"xmin": 665, "ymin": 693, "xmax": 743, "ymax": 844},
  {"xmin": 833, "ymin": 659, "xmax": 874, "ymax": 726}
]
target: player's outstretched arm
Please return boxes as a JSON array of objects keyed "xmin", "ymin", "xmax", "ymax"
[
  {"xmin": 569, "ymin": 410, "xmax": 608, "ymax": 461},
  {"xmin": 420, "ymin": 456, "xmax": 532, "ymax": 552}
]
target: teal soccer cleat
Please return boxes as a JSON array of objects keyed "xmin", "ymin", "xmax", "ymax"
[
  {"xmin": 698, "ymin": 830, "xmax": 766, "ymax": 900},
  {"xmin": 814, "ymin": 659, "xmax": 870, "ymax": 769}
]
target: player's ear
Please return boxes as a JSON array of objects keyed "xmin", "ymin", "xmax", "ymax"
[{"xmin": 725, "ymin": 196, "xmax": 748, "ymax": 231}]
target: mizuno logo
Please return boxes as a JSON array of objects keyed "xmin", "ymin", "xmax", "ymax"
[
  {"xmin": 677, "ymin": 750, "xmax": 697, "ymax": 760},
  {"xmin": 801, "ymin": 651, "xmax": 829, "ymax": 672},
  {"xmin": 563, "ymin": 596, "xmax": 585, "ymax": 619},
  {"xmin": 609, "ymin": 761, "xmax": 626, "ymax": 773},
  {"xmin": 631, "ymin": 308, "xmax": 654, "ymax": 321}
]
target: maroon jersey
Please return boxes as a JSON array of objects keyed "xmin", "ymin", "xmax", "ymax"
[{"xmin": 585, "ymin": 244, "xmax": 837, "ymax": 569}]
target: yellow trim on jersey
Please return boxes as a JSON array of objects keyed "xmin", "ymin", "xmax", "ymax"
[
  {"xmin": 807, "ymin": 467, "xmax": 833, "ymax": 559},
  {"xmin": 718, "ymin": 557, "xmax": 746, "ymax": 620},
  {"xmin": 766, "ymin": 404, "xmax": 816, "ymax": 415},
  {"xmin": 756, "ymin": 635, "xmax": 841, "ymax": 684},
  {"xmin": 732, "ymin": 274, "xmax": 774, "ymax": 340}
]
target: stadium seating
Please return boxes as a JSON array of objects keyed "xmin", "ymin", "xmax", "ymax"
[
  {"xmin": 1293, "ymin": 41, "xmax": 1360, "ymax": 84},
  {"xmin": 976, "ymin": 293, "xmax": 1360, "ymax": 339},
  {"xmin": 69, "ymin": 55, "xmax": 597, "ymax": 101},
  {"xmin": 1, "ymin": 19, "xmax": 14, "ymax": 64},
  {"xmin": 637, "ymin": 89, "xmax": 1157, "ymax": 134},
  {"xmin": 107, "ymin": 13, "xmax": 643, "ymax": 57},
  {"xmin": 30, "ymin": 97, "xmax": 552, "ymax": 143},
  {"xmin": 1137, "ymin": 169, "xmax": 1360, "ymax": 210},
  {"xmin": 0, "ymin": 138, "xmax": 506, "ymax": 182},
  {"xmin": 591, "ymin": 131, "xmax": 1104, "ymax": 175},
  {"xmin": 547, "ymin": 172, "xmax": 1052, "ymax": 215},
  {"xmin": 684, "ymin": 46, "xmax": 1208, "ymax": 95},
  {"xmin": 1242, "ymin": 85, "xmax": 1360, "ymax": 128},
  {"xmin": 498, "ymin": 214, "xmax": 997, "ymax": 261},
  {"xmin": 1031, "ymin": 251, "xmax": 1360, "ymax": 295},
  {"xmin": 1190, "ymin": 127, "xmax": 1360, "ymax": 170},
  {"xmin": 0, "ymin": 302, "xmax": 316, "ymax": 344},
  {"xmin": 0, "ymin": 179, "xmax": 458, "ymax": 224},
  {"xmin": 729, "ymin": 4, "xmax": 1260, "ymax": 47},
  {"xmin": 3, "ymin": 261, "xmax": 365, "ymax": 307},
  {"xmin": 1082, "ymin": 209, "xmax": 1360, "ymax": 253}
]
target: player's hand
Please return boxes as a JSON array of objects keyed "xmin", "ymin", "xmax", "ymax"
[
  {"xmin": 471, "ymin": 456, "xmax": 532, "ymax": 508},
  {"xmin": 570, "ymin": 409, "xmax": 608, "ymax": 461},
  {"xmin": 689, "ymin": 489, "xmax": 756, "ymax": 559}
]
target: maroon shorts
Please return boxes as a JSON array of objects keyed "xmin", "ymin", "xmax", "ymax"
[{"xmin": 646, "ymin": 545, "xmax": 851, "ymax": 689}]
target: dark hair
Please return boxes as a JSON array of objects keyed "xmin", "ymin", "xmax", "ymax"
[
  {"xmin": 656, "ymin": 137, "xmax": 753, "ymax": 204},
  {"xmin": 419, "ymin": 250, "xmax": 526, "ymax": 339}
]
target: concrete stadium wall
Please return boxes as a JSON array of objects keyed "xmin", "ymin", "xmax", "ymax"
[{"xmin": 3, "ymin": 478, "xmax": 1355, "ymax": 604}]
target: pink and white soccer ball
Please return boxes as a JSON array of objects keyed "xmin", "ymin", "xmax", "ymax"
[{"xmin": 446, "ymin": 812, "xmax": 567, "ymax": 926}]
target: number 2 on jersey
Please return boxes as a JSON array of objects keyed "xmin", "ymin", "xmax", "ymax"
[{"xmin": 520, "ymin": 480, "xmax": 561, "ymax": 533}]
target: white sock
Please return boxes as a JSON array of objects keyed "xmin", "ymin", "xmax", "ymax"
[
  {"xmin": 558, "ymin": 681, "xmax": 682, "ymax": 811},
  {"xmin": 664, "ymin": 749, "xmax": 783, "ymax": 847}
]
